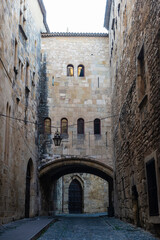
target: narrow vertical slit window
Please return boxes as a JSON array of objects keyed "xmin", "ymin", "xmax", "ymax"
[
  {"xmin": 52, "ymin": 76, "xmax": 54, "ymax": 86},
  {"xmin": 4, "ymin": 103, "xmax": 11, "ymax": 163},
  {"xmin": 21, "ymin": 63, "xmax": 24, "ymax": 81},
  {"xmin": 26, "ymin": 62, "xmax": 29, "ymax": 86},
  {"xmin": 14, "ymin": 39, "xmax": 18, "ymax": 74},
  {"xmin": 106, "ymin": 132, "xmax": 108, "ymax": 147},
  {"xmin": 137, "ymin": 45, "xmax": 146, "ymax": 101}
]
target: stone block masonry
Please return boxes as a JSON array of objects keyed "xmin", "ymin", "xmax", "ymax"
[
  {"xmin": 39, "ymin": 34, "xmax": 113, "ymax": 168},
  {"xmin": 104, "ymin": 0, "xmax": 160, "ymax": 236}
]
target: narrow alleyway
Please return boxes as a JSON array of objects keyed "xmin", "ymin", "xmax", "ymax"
[{"xmin": 38, "ymin": 214, "xmax": 158, "ymax": 240}]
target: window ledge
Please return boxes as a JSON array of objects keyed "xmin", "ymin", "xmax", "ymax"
[
  {"xmin": 148, "ymin": 216, "xmax": 160, "ymax": 224},
  {"xmin": 61, "ymin": 134, "xmax": 68, "ymax": 139},
  {"xmin": 77, "ymin": 134, "xmax": 85, "ymax": 139}
]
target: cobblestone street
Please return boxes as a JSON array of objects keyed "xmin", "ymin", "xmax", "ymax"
[{"xmin": 38, "ymin": 215, "xmax": 158, "ymax": 240}]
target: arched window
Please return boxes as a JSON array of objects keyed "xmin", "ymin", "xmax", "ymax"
[
  {"xmin": 67, "ymin": 64, "xmax": 74, "ymax": 76},
  {"xmin": 77, "ymin": 118, "xmax": 84, "ymax": 134},
  {"xmin": 61, "ymin": 118, "xmax": 68, "ymax": 135},
  {"xmin": 94, "ymin": 118, "xmax": 101, "ymax": 135},
  {"xmin": 78, "ymin": 65, "xmax": 85, "ymax": 77},
  {"xmin": 4, "ymin": 103, "xmax": 11, "ymax": 163},
  {"xmin": 44, "ymin": 118, "xmax": 51, "ymax": 134}
]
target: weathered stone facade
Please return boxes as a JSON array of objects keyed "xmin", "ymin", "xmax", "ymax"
[
  {"xmin": 38, "ymin": 33, "xmax": 113, "ymax": 215},
  {"xmin": 0, "ymin": 0, "xmax": 48, "ymax": 224},
  {"xmin": 104, "ymin": 0, "xmax": 160, "ymax": 235},
  {"xmin": 1, "ymin": 0, "xmax": 159, "ymax": 236},
  {"xmin": 39, "ymin": 33, "xmax": 112, "ymax": 166}
]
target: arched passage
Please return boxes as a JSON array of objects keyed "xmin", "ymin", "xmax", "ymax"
[{"xmin": 39, "ymin": 157, "xmax": 114, "ymax": 216}]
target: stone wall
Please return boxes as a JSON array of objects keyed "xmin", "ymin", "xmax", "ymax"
[
  {"xmin": 54, "ymin": 173, "xmax": 108, "ymax": 214},
  {"xmin": 0, "ymin": 0, "xmax": 47, "ymax": 224},
  {"xmin": 39, "ymin": 34, "xmax": 113, "ymax": 167},
  {"xmin": 105, "ymin": 0, "xmax": 160, "ymax": 235},
  {"xmin": 38, "ymin": 34, "xmax": 113, "ymax": 216}
]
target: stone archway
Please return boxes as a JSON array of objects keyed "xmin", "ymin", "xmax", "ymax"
[{"xmin": 39, "ymin": 157, "xmax": 114, "ymax": 216}]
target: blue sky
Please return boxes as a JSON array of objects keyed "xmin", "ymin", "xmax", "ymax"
[{"xmin": 43, "ymin": 0, "xmax": 107, "ymax": 33}]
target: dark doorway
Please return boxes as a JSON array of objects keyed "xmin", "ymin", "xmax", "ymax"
[
  {"xmin": 69, "ymin": 179, "xmax": 83, "ymax": 213},
  {"xmin": 25, "ymin": 160, "xmax": 32, "ymax": 218}
]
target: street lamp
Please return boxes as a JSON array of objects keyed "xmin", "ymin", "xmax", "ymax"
[{"xmin": 53, "ymin": 129, "xmax": 62, "ymax": 146}]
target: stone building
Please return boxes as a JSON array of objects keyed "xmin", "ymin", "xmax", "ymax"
[
  {"xmin": 1, "ymin": 0, "xmax": 159, "ymax": 236},
  {"xmin": 104, "ymin": 0, "xmax": 160, "ymax": 235},
  {"xmin": 0, "ymin": 1, "xmax": 114, "ymax": 224},
  {"xmin": 0, "ymin": 0, "xmax": 48, "ymax": 223},
  {"xmin": 38, "ymin": 33, "xmax": 113, "ymax": 215}
]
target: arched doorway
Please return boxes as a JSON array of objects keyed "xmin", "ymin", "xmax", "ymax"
[
  {"xmin": 25, "ymin": 159, "xmax": 32, "ymax": 218},
  {"xmin": 69, "ymin": 179, "xmax": 83, "ymax": 213},
  {"xmin": 39, "ymin": 157, "xmax": 114, "ymax": 216}
]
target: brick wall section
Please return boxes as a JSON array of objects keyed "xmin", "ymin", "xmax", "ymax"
[{"xmin": 105, "ymin": 0, "xmax": 160, "ymax": 235}]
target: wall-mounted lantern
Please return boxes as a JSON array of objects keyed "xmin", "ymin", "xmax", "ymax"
[{"xmin": 53, "ymin": 129, "xmax": 62, "ymax": 146}]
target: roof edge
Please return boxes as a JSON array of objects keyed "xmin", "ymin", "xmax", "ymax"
[
  {"xmin": 37, "ymin": 0, "xmax": 50, "ymax": 32},
  {"xmin": 41, "ymin": 32, "xmax": 109, "ymax": 37},
  {"xmin": 104, "ymin": 0, "xmax": 112, "ymax": 30}
]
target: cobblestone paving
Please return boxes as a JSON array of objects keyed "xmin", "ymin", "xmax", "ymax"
[{"xmin": 38, "ymin": 215, "xmax": 158, "ymax": 240}]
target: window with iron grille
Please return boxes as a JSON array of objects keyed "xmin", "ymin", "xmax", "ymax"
[
  {"xmin": 94, "ymin": 118, "xmax": 101, "ymax": 135},
  {"xmin": 146, "ymin": 158, "xmax": 159, "ymax": 216},
  {"xmin": 77, "ymin": 118, "xmax": 84, "ymax": 134}
]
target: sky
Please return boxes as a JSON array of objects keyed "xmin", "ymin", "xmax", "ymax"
[{"xmin": 43, "ymin": 0, "xmax": 107, "ymax": 33}]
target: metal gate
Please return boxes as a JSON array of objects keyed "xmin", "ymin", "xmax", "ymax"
[{"xmin": 69, "ymin": 179, "xmax": 83, "ymax": 213}]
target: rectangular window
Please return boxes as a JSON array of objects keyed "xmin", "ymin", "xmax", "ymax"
[{"xmin": 146, "ymin": 158, "xmax": 159, "ymax": 216}]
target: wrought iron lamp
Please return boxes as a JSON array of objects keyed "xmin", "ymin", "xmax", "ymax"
[{"xmin": 53, "ymin": 129, "xmax": 62, "ymax": 146}]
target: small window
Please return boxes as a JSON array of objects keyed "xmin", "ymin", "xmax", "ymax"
[
  {"xmin": 137, "ymin": 46, "xmax": 146, "ymax": 101},
  {"xmin": 146, "ymin": 158, "xmax": 159, "ymax": 216},
  {"xmin": 61, "ymin": 118, "xmax": 68, "ymax": 135},
  {"xmin": 67, "ymin": 64, "xmax": 74, "ymax": 76},
  {"xmin": 77, "ymin": 118, "xmax": 84, "ymax": 134},
  {"xmin": 14, "ymin": 39, "xmax": 18, "ymax": 69},
  {"xmin": 44, "ymin": 118, "xmax": 51, "ymax": 134},
  {"xmin": 94, "ymin": 118, "xmax": 101, "ymax": 134},
  {"xmin": 78, "ymin": 65, "xmax": 85, "ymax": 77}
]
